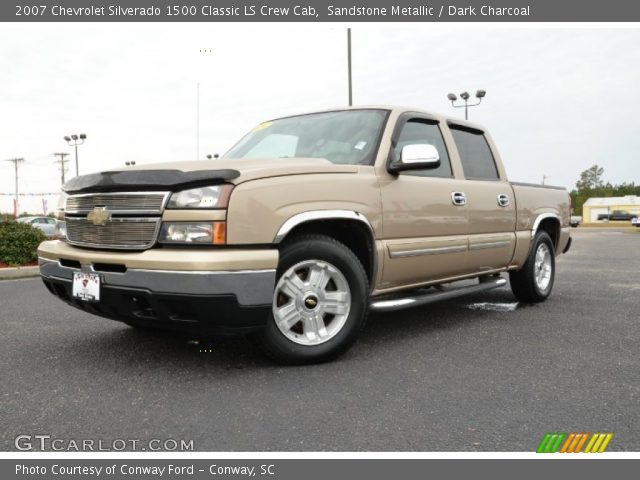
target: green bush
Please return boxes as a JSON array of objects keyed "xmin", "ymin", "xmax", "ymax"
[{"xmin": 0, "ymin": 221, "xmax": 47, "ymax": 266}]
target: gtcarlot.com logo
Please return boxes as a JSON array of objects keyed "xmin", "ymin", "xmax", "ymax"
[
  {"xmin": 536, "ymin": 432, "xmax": 613, "ymax": 453},
  {"xmin": 14, "ymin": 435, "xmax": 194, "ymax": 451}
]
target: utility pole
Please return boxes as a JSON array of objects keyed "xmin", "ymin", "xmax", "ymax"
[
  {"xmin": 196, "ymin": 82, "xmax": 200, "ymax": 160},
  {"xmin": 347, "ymin": 28, "xmax": 353, "ymax": 106},
  {"xmin": 53, "ymin": 153, "xmax": 70, "ymax": 185},
  {"xmin": 4, "ymin": 158, "xmax": 24, "ymax": 216}
]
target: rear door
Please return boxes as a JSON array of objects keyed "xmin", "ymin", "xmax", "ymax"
[{"xmin": 448, "ymin": 124, "xmax": 516, "ymax": 273}]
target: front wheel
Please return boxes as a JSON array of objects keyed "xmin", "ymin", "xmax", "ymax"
[
  {"xmin": 509, "ymin": 231, "xmax": 556, "ymax": 303},
  {"xmin": 252, "ymin": 234, "xmax": 369, "ymax": 364}
]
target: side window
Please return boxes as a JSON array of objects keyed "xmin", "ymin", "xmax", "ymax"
[
  {"xmin": 393, "ymin": 120, "xmax": 452, "ymax": 178},
  {"xmin": 450, "ymin": 127, "xmax": 499, "ymax": 180}
]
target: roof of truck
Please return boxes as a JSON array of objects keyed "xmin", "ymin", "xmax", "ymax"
[{"xmin": 271, "ymin": 105, "xmax": 488, "ymax": 132}]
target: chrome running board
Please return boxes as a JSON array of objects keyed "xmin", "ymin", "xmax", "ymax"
[{"xmin": 369, "ymin": 277, "xmax": 507, "ymax": 312}]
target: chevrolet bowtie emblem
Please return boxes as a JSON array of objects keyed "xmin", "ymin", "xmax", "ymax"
[{"xmin": 86, "ymin": 207, "xmax": 111, "ymax": 226}]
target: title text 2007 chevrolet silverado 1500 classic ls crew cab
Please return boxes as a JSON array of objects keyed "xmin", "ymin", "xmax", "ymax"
[{"xmin": 39, "ymin": 107, "xmax": 572, "ymax": 364}]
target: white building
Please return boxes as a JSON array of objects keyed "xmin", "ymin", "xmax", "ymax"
[{"xmin": 582, "ymin": 195, "xmax": 640, "ymax": 222}]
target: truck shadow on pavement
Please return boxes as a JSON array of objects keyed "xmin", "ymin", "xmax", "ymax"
[{"xmin": 47, "ymin": 286, "xmax": 541, "ymax": 370}]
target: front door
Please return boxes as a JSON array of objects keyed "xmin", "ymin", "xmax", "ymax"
[{"xmin": 378, "ymin": 117, "xmax": 470, "ymax": 289}]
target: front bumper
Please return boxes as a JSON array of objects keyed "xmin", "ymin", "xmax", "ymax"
[{"xmin": 38, "ymin": 241, "xmax": 277, "ymax": 333}]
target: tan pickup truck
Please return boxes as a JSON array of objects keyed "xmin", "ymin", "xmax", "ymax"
[{"xmin": 39, "ymin": 106, "xmax": 571, "ymax": 363}]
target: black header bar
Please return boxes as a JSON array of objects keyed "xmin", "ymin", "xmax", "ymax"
[{"xmin": 3, "ymin": 0, "xmax": 640, "ymax": 22}]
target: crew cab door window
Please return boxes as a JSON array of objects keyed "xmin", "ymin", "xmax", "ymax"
[
  {"xmin": 450, "ymin": 126, "xmax": 499, "ymax": 180},
  {"xmin": 393, "ymin": 120, "xmax": 452, "ymax": 178}
]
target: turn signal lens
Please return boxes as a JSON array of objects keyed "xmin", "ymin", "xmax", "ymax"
[{"xmin": 212, "ymin": 222, "xmax": 226, "ymax": 245}]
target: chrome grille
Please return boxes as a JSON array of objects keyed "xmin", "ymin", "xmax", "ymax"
[
  {"xmin": 66, "ymin": 192, "xmax": 168, "ymax": 214},
  {"xmin": 65, "ymin": 218, "xmax": 160, "ymax": 249}
]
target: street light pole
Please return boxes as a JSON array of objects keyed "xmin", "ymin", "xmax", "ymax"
[
  {"xmin": 64, "ymin": 133, "xmax": 87, "ymax": 176},
  {"xmin": 447, "ymin": 90, "xmax": 486, "ymax": 120},
  {"xmin": 4, "ymin": 158, "xmax": 24, "ymax": 216},
  {"xmin": 196, "ymin": 82, "xmax": 200, "ymax": 160},
  {"xmin": 74, "ymin": 143, "xmax": 78, "ymax": 174},
  {"xmin": 347, "ymin": 28, "xmax": 352, "ymax": 106}
]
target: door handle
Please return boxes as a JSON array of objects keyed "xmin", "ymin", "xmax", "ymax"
[
  {"xmin": 497, "ymin": 194, "xmax": 510, "ymax": 207},
  {"xmin": 451, "ymin": 192, "xmax": 467, "ymax": 206}
]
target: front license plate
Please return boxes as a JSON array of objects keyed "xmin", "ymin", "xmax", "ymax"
[{"xmin": 72, "ymin": 272, "xmax": 101, "ymax": 301}]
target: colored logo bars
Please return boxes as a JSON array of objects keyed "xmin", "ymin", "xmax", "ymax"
[{"xmin": 537, "ymin": 432, "xmax": 613, "ymax": 453}]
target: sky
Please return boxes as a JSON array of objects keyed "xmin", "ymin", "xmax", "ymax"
[{"xmin": 1, "ymin": 23, "xmax": 639, "ymax": 213}]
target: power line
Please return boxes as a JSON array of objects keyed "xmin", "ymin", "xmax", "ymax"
[
  {"xmin": 3, "ymin": 158, "xmax": 24, "ymax": 215},
  {"xmin": 53, "ymin": 152, "xmax": 70, "ymax": 186},
  {"xmin": 0, "ymin": 192, "xmax": 60, "ymax": 196}
]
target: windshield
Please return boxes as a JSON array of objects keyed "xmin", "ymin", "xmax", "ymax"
[{"xmin": 223, "ymin": 109, "xmax": 388, "ymax": 165}]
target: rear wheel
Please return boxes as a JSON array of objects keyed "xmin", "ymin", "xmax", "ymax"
[
  {"xmin": 253, "ymin": 234, "xmax": 368, "ymax": 364},
  {"xmin": 509, "ymin": 231, "xmax": 555, "ymax": 303}
]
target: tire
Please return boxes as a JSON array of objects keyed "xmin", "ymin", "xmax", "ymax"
[
  {"xmin": 252, "ymin": 234, "xmax": 369, "ymax": 365},
  {"xmin": 509, "ymin": 231, "xmax": 555, "ymax": 303}
]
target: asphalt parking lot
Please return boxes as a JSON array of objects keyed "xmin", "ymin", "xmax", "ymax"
[{"xmin": 1, "ymin": 228, "xmax": 638, "ymax": 452}]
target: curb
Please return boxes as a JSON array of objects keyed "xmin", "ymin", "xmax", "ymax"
[{"xmin": 0, "ymin": 266, "xmax": 40, "ymax": 280}]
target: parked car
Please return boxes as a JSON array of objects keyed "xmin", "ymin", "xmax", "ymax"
[
  {"xmin": 17, "ymin": 216, "xmax": 58, "ymax": 237},
  {"xmin": 570, "ymin": 215, "xmax": 581, "ymax": 227},
  {"xmin": 597, "ymin": 210, "xmax": 639, "ymax": 222},
  {"xmin": 632, "ymin": 217, "xmax": 640, "ymax": 227},
  {"xmin": 38, "ymin": 106, "xmax": 572, "ymax": 363}
]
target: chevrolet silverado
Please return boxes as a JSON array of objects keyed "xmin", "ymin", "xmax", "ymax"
[{"xmin": 39, "ymin": 106, "xmax": 572, "ymax": 363}]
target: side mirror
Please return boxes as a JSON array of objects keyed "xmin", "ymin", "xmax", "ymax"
[{"xmin": 388, "ymin": 144, "xmax": 441, "ymax": 174}]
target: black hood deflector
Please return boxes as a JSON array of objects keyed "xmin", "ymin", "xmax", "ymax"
[{"xmin": 63, "ymin": 169, "xmax": 240, "ymax": 193}]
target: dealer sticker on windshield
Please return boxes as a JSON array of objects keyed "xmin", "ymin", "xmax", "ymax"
[{"xmin": 72, "ymin": 272, "xmax": 101, "ymax": 301}]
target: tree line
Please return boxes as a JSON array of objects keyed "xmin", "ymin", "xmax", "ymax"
[{"xmin": 569, "ymin": 165, "xmax": 640, "ymax": 216}]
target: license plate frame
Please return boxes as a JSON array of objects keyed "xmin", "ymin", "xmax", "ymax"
[{"xmin": 72, "ymin": 272, "xmax": 101, "ymax": 302}]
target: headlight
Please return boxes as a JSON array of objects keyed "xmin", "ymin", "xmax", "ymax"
[
  {"xmin": 55, "ymin": 192, "xmax": 68, "ymax": 220},
  {"xmin": 166, "ymin": 185, "xmax": 233, "ymax": 209},
  {"xmin": 159, "ymin": 222, "xmax": 226, "ymax": 245},
  {"xmin": 57, "ymin": 191, "xmax": 68, "ymax": 209},
  {"xmin": 56, "ymin": 221, "xmax": 67, "ymax": 239}
]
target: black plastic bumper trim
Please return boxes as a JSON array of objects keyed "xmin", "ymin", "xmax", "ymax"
[{"xmin": 42, "ymin": 276, "xmax": 269, "ymax": 335}]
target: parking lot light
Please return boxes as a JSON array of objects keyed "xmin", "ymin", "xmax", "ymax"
[
  {"xmin": 64, "ymin": 133, "xmax": 87, "ymax": 177},
  {"xmin": 447, "ymin": 89, "xmax": 487, "ymax": 120}
]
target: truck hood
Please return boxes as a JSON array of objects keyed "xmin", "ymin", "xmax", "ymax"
[{"xmin": 63, "ymin": 158, "xmax": 360, "ymax": 193}]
